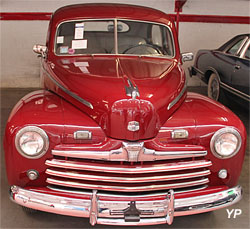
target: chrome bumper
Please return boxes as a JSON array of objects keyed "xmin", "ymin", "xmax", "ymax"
[{"xmin": 10, "ymin": 185, "xmax": 242, "ymax": 226}]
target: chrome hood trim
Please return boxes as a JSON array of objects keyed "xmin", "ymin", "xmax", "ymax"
[
  {"xmin": 125, "ymin": 78, "xmax": 140, "ymax": 99},
  {"xmin": 167, "ymin": 83, "xmax": 187, "ymax": 110},
  {"xmin": 44, "ymin": 67, "xmax": 93, "ymax": 109}
]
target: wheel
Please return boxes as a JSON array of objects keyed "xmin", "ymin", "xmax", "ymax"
[
  {"xmin": 207, "ymin": 73, "xmax": 228, "ymax": 104},
  {"xmin": 22, "ymin": 206, "xmax": 38, "ymax": 214},
  {"xmin": 207, "ymin": 73, "xmax": 220, "ymax": 101}
]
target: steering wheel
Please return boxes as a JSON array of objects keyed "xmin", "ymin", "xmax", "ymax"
[{"xmin": 123, "ymin": 44, "xmax": 162, "ymax": 55}]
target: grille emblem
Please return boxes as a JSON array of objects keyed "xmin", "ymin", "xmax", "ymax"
[
  {"xmin": 123, "ymin": 142, "xmax": 144, "ymax": 162},
  {"xmin": 127, "ymin": 121, "xmax": 140, "ymax": 132}
]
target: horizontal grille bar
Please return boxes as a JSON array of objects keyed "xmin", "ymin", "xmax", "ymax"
[
  {"xmin": 47, "ymin": 184, "xmax": 208, "ymax": 196},
  {"xmin": 45, "ymin": 159, "xmax": 212, "ymax": 174},
  {"xmin": 52, "ymin": 148, "xmax": 207, "ymax": 162},
  {"xmin": 46, "ymin": 177, "xmax": 209, "ymax": 192},
  {"xmin": 46, "ymin": 168, "xmax": 211, "ymax": 183}
]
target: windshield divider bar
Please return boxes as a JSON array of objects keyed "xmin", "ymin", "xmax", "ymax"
[{"xmin": 114, "ymin": 19, "xmax": 118, "ymax": 55}]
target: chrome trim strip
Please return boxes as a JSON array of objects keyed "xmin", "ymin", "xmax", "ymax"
[
  {"xmin": 51, "ymin": 147, "xmax": 207, "ymax": 162},
  {"xmin": 220, "ymin": 82, "xmax": 250, "ymax": 102},
  {"xmin": 46, "ymin": 177, "xmax": 209, "ymax": 192},
  {"xmin": 47, "ymin": 184, "xmax": 208, "ymax": 196},
  {"xmin": 237, "ymin": 36, "xmax": 249, "ymax": 56},
  {"xmin": 43, "ymin": 67, "xmax": 94, "ymax": 109},
  {"xmin": 240, "ymin": 39, "xmax": 250, "ymax": 59},
  {"xmin": 167, "ymin": 83, "xmax": 187, "ymax": 110},
  {"xmin": 46, "ymin": 168, "xmax": 211, "ymax": 183},
  {"xmin": 10, "ymin": 185, "xmax": 242, "ymax": 226},
  {"xmin": 52, "ymin": 149, "xmax": 111, "ymax": 160},
  {"xmin": 45, "ymin": 159, "xmax": 212, "ymax": 174},
  {"xmin": 193, "ymin": 66, "xmax": 205, "ymax": 76}
]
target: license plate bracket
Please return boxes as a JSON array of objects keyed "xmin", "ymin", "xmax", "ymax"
[
  {"xmin": 118, "ymin": 189, "xmax": 174, "ymax": 224},
  {"xmin": 124, "ymin": 201, "xmax": 141, "ymax": 222},
  {"xmin": 109, "ymin": 190, "xmax": 174, "ymax": 224}
]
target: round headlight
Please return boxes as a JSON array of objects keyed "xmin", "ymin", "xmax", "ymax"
[
  {"xmin": 210, "ymin": 127, "xmax": 241, "ymax": 159},
  {"xmin": 15, "ymin": 126, "xmax": 49, "ymax": 159}
]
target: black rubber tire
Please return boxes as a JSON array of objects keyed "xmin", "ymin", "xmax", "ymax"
[
  {"xmin": 207, "ymin": 73, "xmax": 220, "ymax": 101},
  {"xmin": 22, "ymin": 206, "xmax": 38, "ymax": 214},
  {"xmin": 207, "ymin": 73, "xmax": 228, "ymax": 104}
]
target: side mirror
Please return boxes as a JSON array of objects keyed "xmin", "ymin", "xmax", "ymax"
[
  {"xmin": 33, "ymin": 44, "xmax": 47, "ymax": 58},
  {"xmin": 181, "ymin": 52, "xmax": 193, "ymax": 62}
]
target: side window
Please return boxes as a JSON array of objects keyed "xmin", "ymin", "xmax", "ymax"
[{"xmin": 226, "ymin": 38, "xmax": 245, "ymax": 55}]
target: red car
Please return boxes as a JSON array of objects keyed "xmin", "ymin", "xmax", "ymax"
[{"xmin": 4, "ymin": 3, "xmax": 246, "ymax": 226}]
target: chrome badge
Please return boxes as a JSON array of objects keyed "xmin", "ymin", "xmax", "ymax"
[
  {"xmin": 123, "ymin": 142, "xmax": 144, "ymax": 162},
  {"xmin": 127, "ymin": 121, "xmax": 140, "ymax": 132}
]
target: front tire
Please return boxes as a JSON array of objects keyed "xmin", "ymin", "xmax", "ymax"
[
  {"xmin": 208, "ymin": 73, "xmax": 220, "ymax": 101},
  {"xmin": 207, "ymin": 73, "xmax": 228, "ymax": 105},
  {"xmin": 22, "ymin": 206, "xmax": 38, "ymax": 214}
]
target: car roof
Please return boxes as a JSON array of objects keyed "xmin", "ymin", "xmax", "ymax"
[
  {"xmin": 218, "ymin": 33, "xmax": 250, "ymax": 51},
  {"xmin": 51, "ymin": 3, "xmax": 173, "ymax": 26}
]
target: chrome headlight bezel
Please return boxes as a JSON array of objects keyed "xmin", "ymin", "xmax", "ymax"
[
  {"xmin": 210, "ymin": 127, "xmax": 242, "ymax": 159},
  {"xmin": 15, "ymin": 126, "xmax": 49, "ymax": 159}
]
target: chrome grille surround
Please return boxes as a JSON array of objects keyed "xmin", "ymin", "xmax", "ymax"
[{"xmin": 45, "ymin": 143, "xmax": 212, "ymax": 193}]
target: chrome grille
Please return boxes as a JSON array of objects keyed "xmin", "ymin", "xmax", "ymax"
[{"xmin": 45, "ymin": 144, "xmax": 211, "ymax": 192}]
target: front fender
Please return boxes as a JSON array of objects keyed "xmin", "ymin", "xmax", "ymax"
[
  {"xmin": 4, "ymin": 90, "xmax": 106, "ymax": 187},
  {"xmin": 155, "ymin": 92, "xmax": 246, "ymax": 188}
]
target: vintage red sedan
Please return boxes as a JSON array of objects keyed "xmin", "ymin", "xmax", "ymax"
[{"xmin": 4, "ymin": 3, "xmax": 246, "ymax": 226}]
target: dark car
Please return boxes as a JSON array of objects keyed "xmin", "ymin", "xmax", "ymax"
[{"xmin": 190, "ymin": 34, "xmax": 250, "ymax": 106}]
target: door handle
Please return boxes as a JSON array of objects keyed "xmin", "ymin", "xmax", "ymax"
[{"xmin": 234, "ymin": 65, "xmax": 241, "ymax": 70}]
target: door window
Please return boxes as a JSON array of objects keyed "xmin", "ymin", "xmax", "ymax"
[{"xmin": 226, "ymin": 38, "xmax": 246, "ymax": 55}]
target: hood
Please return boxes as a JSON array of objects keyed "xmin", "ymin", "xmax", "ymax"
[{"xmin": 44, "ymin": 56, "xmax": 185, "ymax": 140}]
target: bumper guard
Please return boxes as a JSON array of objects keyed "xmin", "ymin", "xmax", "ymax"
[{"xmin": 10, "ymin": 185, "xmax": 242, "ymax": 226}]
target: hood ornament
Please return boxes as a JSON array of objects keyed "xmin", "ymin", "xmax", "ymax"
[
  {"xmin": 128, "ymin": 121, "xmax": 140, "ymax": 132},
  {"xmin": 125, "ymin": 79, "xmax": 140, "ymax": 99}
]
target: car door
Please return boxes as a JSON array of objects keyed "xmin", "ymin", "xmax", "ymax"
[
  {"xmin": 231, "ymin": 39, "xmax": 250, "ymax": 100},
  {"xmin": 212, "ymin": 36, "xmax": 248, "ymax": 86}
]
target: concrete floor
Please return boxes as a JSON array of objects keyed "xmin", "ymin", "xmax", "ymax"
[{"xmin": 1, "ymin": 87, "xmax": 249, "ymax": 228}]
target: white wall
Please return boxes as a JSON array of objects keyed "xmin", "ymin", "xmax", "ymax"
[{"xmin": 1, "ymin": 0, "xmax": 250, "ymax": 87}]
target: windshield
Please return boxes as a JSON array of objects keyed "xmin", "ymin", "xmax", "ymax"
[{"xmin": 55, "ymin": 19, "xmax": 174, "ymax": 57}]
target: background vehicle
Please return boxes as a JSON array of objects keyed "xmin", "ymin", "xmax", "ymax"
[
  {"xmin": 190, "ymin": 34, "xmax": 250, "ymax": 107},
  {"xmin": 4, "ymin": 4, "xmax": 246, "ymax": 226}
]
